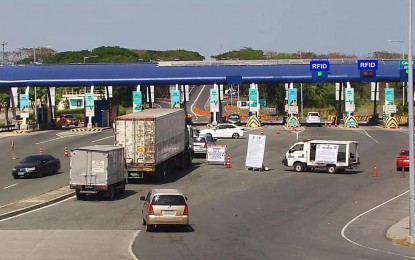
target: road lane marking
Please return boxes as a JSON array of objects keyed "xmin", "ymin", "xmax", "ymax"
[
  {"xmin": 3, "ymin": 183, "xmax": 17, "ymax": 189},
  {"xmin": 357, "ymin": 129, "xmax": 379, "ymax": 143},
  {"xmin": 191, "ymin": 84, "xmax": 207, "ymax": 120},
  {"xmin": 129, "ymin": 230, "xmax": 140, "ymax": 260},
  {"xmin": 341, "ymin": 190, "xmax": 414, "ymax": 259},
  {"xmin": 91, "ymin": 136, "xmax": 114, "ymax": 143}
]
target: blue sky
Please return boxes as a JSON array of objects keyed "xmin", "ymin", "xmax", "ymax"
[{"xmin": 0, "ymin": 0, "xmax": 409, "ymax": 59}]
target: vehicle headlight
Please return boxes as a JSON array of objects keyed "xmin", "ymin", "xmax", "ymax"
[
  {"xmin": 12, "ymin": 167, "xmax": 16, "ymax": 171},
  {"xmin": 25, "ymin": 167, "xmax": 36, "ymax": 172}
]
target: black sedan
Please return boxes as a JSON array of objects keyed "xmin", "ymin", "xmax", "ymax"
[{"xmin": 12, "ymin": 154, "xmax": 61, "ymax": 179}]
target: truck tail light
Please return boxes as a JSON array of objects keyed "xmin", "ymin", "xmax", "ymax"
[
  {"xmin": 204, "ymin": 142, "xmax": 207, "ymax": 148},
  {"xmin": 99, "ymin": 186, "xmax": 108, "ymax": 191},
  {"xmin": 148, "ymin": 204, "xmax": 155, "ymax": 215},
  {"xmin": 183, "ymin": 205, "xmax": 189, "ymax": 215}
]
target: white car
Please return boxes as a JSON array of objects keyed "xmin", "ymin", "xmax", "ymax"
[
  {"xmin": 306, "ymin": 112, "xmax": 321, "ymax": 126},
  {"xmin": 199, "ymin": 123, "xmax": 244, "ymax": 139}
]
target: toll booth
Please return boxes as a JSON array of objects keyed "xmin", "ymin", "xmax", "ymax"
[{"xmin": 91, "ymin": 100, "xmax": 110, "ymax": 127}]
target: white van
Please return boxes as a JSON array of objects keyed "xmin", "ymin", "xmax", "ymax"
[{"xmin": 282, "ymin": 139, "xmax": 359, "ymax": 173}]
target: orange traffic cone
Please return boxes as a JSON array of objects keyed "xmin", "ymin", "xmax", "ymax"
[
  {"xmin": 373, "ymin": 165, "xmax": 378, "ymax": 177},
  {"xmin": 324, "ymin": 121, "xmax": 327, "ymax": 128},
  {"xmin": 276, "ymin": 127, "xmax": 280, "ymax": 135},
  {"xmin": 226, "ymin": 156, "xmax": 232, "ymax": 168},
  {"xmin": 64, "ymin": 146, "xmax": 70, "ymax": 157},
  {"xmin": 39, "ymin": 146, "xmax": 43, "ymax": 154},
  {"xmin": 335, "ymin": 119, "xmax": 338, "ymax": 127},
  {"xmin": 260, "ymin": 128, "xmax": 264, "ymax": 135},
  {"xmin": 329, "ymin": 122, "xmax": 332, "ymax": 127},
  {"xmin": 288, "ymin": 127, "xmax": 292, "ymax": 133}
]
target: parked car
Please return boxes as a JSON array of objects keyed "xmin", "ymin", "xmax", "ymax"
[
  {"xmin": 306, "ymin": 112, "xmax": 321, "ymax": 127},
  {"xmin": 193, "ymin": 135, "xmax": 216, "ymax": 156},
  {"xmin": 12, "ymin": 154, "xmax": 61, "ymax": 179},
  {"xmin": 199, "ymin": 123, "xmax": 244, "ymax": 139},
  {"xmin": 396, "ymin": 149, "xmax": 409, "ymax": 172},
  {"xmin": 140, "ymin": 189, "xmax": 189, "ymax": 232},
  {"xmin": 58, "ymin": 114, "xmax": 79, "ymax": 127},
  {"xmin": 226, "ymin": 114, "xmax": 241, "ymax": 125}
]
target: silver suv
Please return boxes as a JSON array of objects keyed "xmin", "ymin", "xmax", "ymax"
[
  {"xmin": 140, "ymin": 189, "xmax": 189, "ymax": 232},
  {"xmin": 305, "ymin": 112, "xmax": 321, "ymax": 127}
]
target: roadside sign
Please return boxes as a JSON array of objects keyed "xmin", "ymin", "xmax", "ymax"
[
  {"xmin": 315, "ymin": 144, "xmax": 339, "ymax": 164},
  {"xmin": 171, "ymin": 90, "xmax": 180, "ymax": 108},
  {"xmin": 357, "ymin": 60, "xmax": 378, "ymax": 70},
  {"xmin": 85, "ymin": 93, "xmax": 95, "ymax": 117},
  {"xmin": 384, "ymin": 88, "xmax": 394, "ymax": 105},
  {"xmin": 249, "ymin": 88, "xmax": 259, "ymax": 112},
  {"xmin": 383, "ymin": 105, "xmax": 397, "ymax": 114},
  {"xmin": 19, "ymin": 94, "xmax": 29, "ymax": 118},
  {"xmin": 207, "ymin": 145, "xmax": 226, "ymax": 165},
  {"xmin": 345, "ymin": 88, "xmax": 354, "ymax": 105},
  {"xmin": 245, "ymin": 134, "xmax": 266, "ymax": 170},
  {"xmin": 210, "ymin": 89, "xmax": 219, "ymax": 112},
  {"xmin": 288, "ymin": 88, "xmax": 297, "ymax": 106},
  {"xmin": 133, "ymin": 91, "xmax": 142, "ymax": 112},
  {"xmin": 309, "ymin": 60, "xmax": 330, "ymax": 71},
  {"xmin": 259, "ymin": 99, "xmax": 266, "ymax": 107}
]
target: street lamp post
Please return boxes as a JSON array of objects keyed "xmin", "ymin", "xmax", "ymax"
[
  {"xmin": 1, "ymin": 41, "xmax": 7, "ymax": 65},
  {"xmin": 387, "ymin": 40, "xmax": 406, "ymax": 105},
  {"xmin": 407, "ymin": 0, "xmax": 415, "ymax": 244}
]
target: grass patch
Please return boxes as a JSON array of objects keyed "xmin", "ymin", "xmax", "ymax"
[{"xmin": 393, "ymin": 238, "xmax": 415, "ymax": 248}]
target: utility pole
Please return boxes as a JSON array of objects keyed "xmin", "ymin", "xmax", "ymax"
[{"xmin": 1, "ymin": 41, "xmax": 7, "ymax": 65}]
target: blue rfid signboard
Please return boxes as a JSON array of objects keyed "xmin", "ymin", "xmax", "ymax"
[
  {"xmin": 357, "ymin": 60, "xmax": 378, "ymax": 70},
  {"xmin": 309, "ymin": 60, "xmax": 330, "ymax": 71},
  {"xmin": 310, "ymin": 60, "xmax": 330, "ymax": 83}
]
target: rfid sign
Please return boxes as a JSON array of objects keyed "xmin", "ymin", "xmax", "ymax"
[
  {"xmin": 310, "ymin": 60, "xmax": 330, "ymax": 71},
  {"xmin": 310, "ymin": 60, "xmax": 330, "ymax": 83},
  {"xmin": 357, "ymin": 60, "xmax": 378, "ymax": 70}
]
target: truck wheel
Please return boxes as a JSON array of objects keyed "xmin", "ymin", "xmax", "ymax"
[
  {"xmin": 108, "ymin": 186, "xmax": 115, "ymax": 200},
  {"xmin": 75, "ymin": 190, "xmax": 85, "ymax": 200},
  {"xmin": 328, "ymin": 166, "xmax": 337, "ymax": 174},
  {"xmin": 119, "ymin": 182, "xmax": 126, "ymax": 195},
  {"xmin": 293, "ymin": 162, "xmax": 304, "ymax": 172}
]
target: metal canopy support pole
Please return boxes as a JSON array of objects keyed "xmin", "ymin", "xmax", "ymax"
[
  {"xmin": 407, "ymin": 0, "xmax": 415, "ymax": 244},
  {"xmin": 373, "ymin": 82, "xmax": 378, "ymax": 123}
]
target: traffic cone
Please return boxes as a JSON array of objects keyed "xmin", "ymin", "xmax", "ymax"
[
  {"xmin": 64, "ymin": 146, "xmax": 70, "ymax": 157},
  {"xmin": 373, "ymin": 165, "xmax": 378, "ymax": 177},
  {"xmin": 226, "ymin": 156, "xmax": 232, "ymax": 168},
  {"xmin": 324, "ymin": 121, "xmax": 327, "ymax": 128},
  {"xmin": 288, "ymin": 127, "xmax": 292, "ymax": 133},
  {"xmin": 329, "ymin": 122, "xmax": 332, "ymax": 127},
  {"xmin": 39, "ymin": 146, "xmax": 43, "ymax": 154},
  {"xmin": 335, "ymin": 120, "xmax": 338, "ymax": 127},
  {"xmin": 276, "ymin": 127, "xmax": 280, "ymax": 135},
  {"xmin": 260, "ymin": 128, "xmax": 264, "ymax": 135}
]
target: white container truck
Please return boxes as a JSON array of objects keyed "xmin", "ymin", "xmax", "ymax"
[
  {"xmin": 114, "ymin": 109, "xmax": 194, "ymax": 181},
  {"xmin": 69, "ymin": 145, "xmax": 127, "ymax": 200},
  {"xmin": 282, "ymin": 139, "xmax": 360, "ymax": 173}
]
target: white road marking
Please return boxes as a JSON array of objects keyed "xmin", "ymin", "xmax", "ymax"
[
  {"xmin": 129, "ymin": 230, "xmax": 140, "ymax": 260},
  {"xmin": 3, "ymin": 183, "xmax": 17, "ymax": 189},
  {"xmin": 341, "ymin": 190, "xmax": 415, "ymax": 259},
  {"xmin": 91, "ymin": 136, "xmax": 114, "ymax": 143},
  {"xmin": 357, "ymin": 129, "xmax": 380, "ymax": 143}
]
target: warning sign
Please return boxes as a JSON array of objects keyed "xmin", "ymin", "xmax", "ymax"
[
  {"xmin": 245, "ymin": 134, "xmax": 266, "ymax": 170},
  {"xmin": 207, "ymin": 145, "xmax": 227, "ymax": 165}
]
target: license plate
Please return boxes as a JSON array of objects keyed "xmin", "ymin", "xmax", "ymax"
[
  {"xmin": 85, "ymin": 185, "xmax": 93, "ymax": 189},
  {"xmin": 130, "ymin": 172, "xmax": 139, "ymax": 177},
  {"xmin": 18, "ymin": 172, "xmax": 25, "ymax": 176},
  {"xmin": 162, "ymin": 210, "xmax": 176, "ymax": 216}
]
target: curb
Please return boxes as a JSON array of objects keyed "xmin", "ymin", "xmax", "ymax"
[
  {"xmin": 0, "ymin": 188, "xmax": 75, "ymax": 221},
  {"xmin": 13, "ymin": 130, "xmax": 34, "ymax": 134}
]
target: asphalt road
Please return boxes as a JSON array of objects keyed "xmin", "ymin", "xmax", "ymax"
[{"xmin": 0, "ymin": 126, "xmax": 414, "ymax": 259}]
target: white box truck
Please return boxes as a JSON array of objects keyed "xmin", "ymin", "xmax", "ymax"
[
  {"xmin": 114, "ymin": 108, "xmax": 194, "ymax": 181},
  {"xmin": 282, "ymin": 139, "xmax": 359, "ymax": 174},
  {"xmin": 69, "ymin": 145, "xmax": 127, "ymax": 200}
]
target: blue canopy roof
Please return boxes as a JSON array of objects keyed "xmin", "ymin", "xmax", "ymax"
[{"xmin": 0, "ymin": 59, "xmax": 403, "ymax": 87}]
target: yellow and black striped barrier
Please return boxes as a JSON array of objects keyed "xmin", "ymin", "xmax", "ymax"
[
  {"xmin": 285, "ymin": 116, "xmax": 300, "ymax": 128},
  {"xmin": 70, "ymin": 128, "xmax": 103, "ymax": 132},
  {"xmin": 384, "ymin": 117, "xmax": 399, "ymax": 129},
  {"xmin": 246, "ymin": 116, "xmax": 262, "ymax": 128},
  {"xmin": 343, "ymin": 116, "xmax": 359, "ymax": 128}
]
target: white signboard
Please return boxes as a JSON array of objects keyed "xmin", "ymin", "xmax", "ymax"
[
  {"xmin": 245, "ymin": 134, "xmax": 266, "ymax": 169},
  {"xmin": 383, "ymin": 105, "xmax": 397, "ymax": 113},
  {"xmin": 288, "ymin": 106, "xmax": 299, "ymax": 115},
  {"xmin": 370, "ymin": 82, "xmax": 379, "ymax": 101},
  {"xmin": 315, "ymin": 144, "xmax": 339, "ymax": 164},
  {"xmin": 91, "ymin": 160, "xmax": 105, "ymax": 173},
  {"xmin": 207, "ymin": 145, "xmax": 227, "ymax": 164},
  {"xmin": 345, "ymin": 103, "xmax": 355, "ymax": 112}
]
